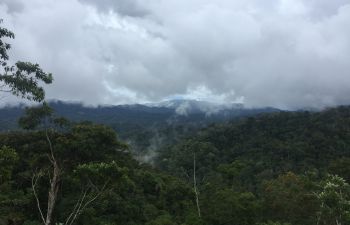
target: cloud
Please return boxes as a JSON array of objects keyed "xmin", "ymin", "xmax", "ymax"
[
  {"xmin": 0, "ymin": 0, "xmax": 350, "ymax": 109},
  {"xmin": 168, "ymin": 85, "xmax": 244, "ymax": 104},
  {"xmin": 0, "ymin": 0, "xmax": 23, "ymax": 13},
  {"xmin": 79, "ymin": 0, "xmax": 149, "ymax": 17}
]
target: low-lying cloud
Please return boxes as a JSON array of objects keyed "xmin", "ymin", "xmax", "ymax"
[{"xmin": 1, "ymin": 0, "xmax": 350, "ymax": 109}]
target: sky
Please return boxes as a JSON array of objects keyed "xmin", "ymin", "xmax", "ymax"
[{"xmin": 0, "ymin": 0, "xmax": 350, "ymax": 109}]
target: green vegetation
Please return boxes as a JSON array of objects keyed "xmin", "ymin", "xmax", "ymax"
[
  {"xmin": 2, "ymin": 106, "xmax": 350, "ymax": 225},
  {"xmin": 0, "ymin": 122, "xmax": 200, "ymax": 225},
  {"xmin": 156, "ymin": 107, "xmax": 350, "ymax": 225},
  {"xmin": 0, "ymin": 19, "xmax": 52, "ymax": 102}
]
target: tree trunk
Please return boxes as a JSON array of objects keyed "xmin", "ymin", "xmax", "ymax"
[
  {"xmin": 193, "ymin": 153, "xmax": 201, "ymax": 218},
  {"xmin": 42, "ymin": 129, "xmax": 60, "ymax": 225},
  {"xmin": 45, "ymin": 161, "xmax": 60, "ymax": 225}
]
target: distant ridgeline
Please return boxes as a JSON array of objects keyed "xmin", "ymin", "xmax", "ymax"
[
  {"xmin": 0, "ymin": 100, "xmax": 280, "ymax": 130},
  {"xmin": 0, "ymin": 100, "xmax": 280, "ymax": 157}
]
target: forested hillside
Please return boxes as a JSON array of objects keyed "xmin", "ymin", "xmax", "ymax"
[
  {"xmin": 158, "ymin": 106, "xmax": 350, "ymax": 177},
  {"xmin": 155, "ymin": 106, "xmax": 350, "ymax": 225},
  {"xmin": 0, "ymin": 101, "xmax": 279, "ymax": 132},
  {"xmin": 2, "ymin": 105, "xmax": 350, "ymax": 225},
  {"xmin": 0, "ymin": 101, "xmax": 279, "ymax": 161}
]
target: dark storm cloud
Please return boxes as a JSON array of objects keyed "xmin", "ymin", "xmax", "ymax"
[{"xmin": 0, "ymin": 0, "xmax": 350, "ymax": 109}]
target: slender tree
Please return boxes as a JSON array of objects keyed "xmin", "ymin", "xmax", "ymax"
[
  {"xmin": 193, "ymin": 152, "xmax": 201, "ymax": 218},
  {"xmin": 0, "ymin": 19, "xmax": 52, "ymax": 102}
]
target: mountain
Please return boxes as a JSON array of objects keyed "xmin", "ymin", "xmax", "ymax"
[
  {"xmin": 0, "ymin": 100, "xmax": 280, "ymax": 161},
  {"xmin": 0, "ymin": 99, "xmax": 280, "ymax": 129},
  {"xmin": 147, "ymin": 99, "xmax": 244, "ymax": 115}
]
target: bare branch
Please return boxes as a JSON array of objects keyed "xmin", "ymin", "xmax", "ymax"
[
  {"xmin": 45, "ymin": 128, "xmax": 56, "ymax": 163},
  {"xmin": 66, "ymin": 181, "xmax": 109, "ymax": 225},
  {"xmin": 31, "ymin": 172, "xmax": 45, "ymax": 224},
  {"xmin": 64, "ymin": 188, "xmax": 88, "ymax": 225},
  {"xmin": 80, "ymin": 181, "xmax": 108, "ymax": 212}
]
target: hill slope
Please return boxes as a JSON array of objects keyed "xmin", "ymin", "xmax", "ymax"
[
  {"xmin": 0, "ymin": 100, "xmax": 280, "ymax": 159},
  {"xmin": 158, "ymin": 105, "xmax": 350, "ymax": 177},
  {"xmin": 155, "ymin": 105, "xmax": 350, "ymax": 225}
]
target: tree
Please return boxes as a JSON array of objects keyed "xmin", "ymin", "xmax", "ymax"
[
  {"xmin": 329, "ymin": 158, "xmax": 350, "ymax": 182},
  {"xmin": 0, "ymin": 146, "xmax": 18, "ymax": 183},
  {"xmin": 0, "ymin": 19, "xmax": 52, "ymax": 102},
  {"xmin": 0, "ymin": 19, "xmax": 53, "ymax": 224},
  {"xmin": 263, "ymin": 172, "xmax": 319, "ymax": 225},
  {"xmin": 257, "ymin": 222, "xmax": 291, "ymax": 225},
  {"xmin": 201, "ymin": 189, "xmax": 259, "ymax": 225},
  {"xmin": 19, "ymin": 104, "xmax": 122, "ymax": 225},
  {"xmin": 0, "ymin": 146, "xmax": 21, "ymax": 223},
  {"xmin": 62, "ymin": 161, "xmax": 124, "ymax": 225},
  {"xmin": 316, "ymin": 175, "xmax": 350, "ymax": 225},
  {"xmin": 19, "ymin": 103, "xmax": 63, "ymax": 225}
]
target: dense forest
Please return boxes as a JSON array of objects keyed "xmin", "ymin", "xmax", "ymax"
[
  {"xmin": 1, "ymin": 17, "xmax": 350, "ymax": 225},
  {"xmin": 1, "ymin": 105, "xmax": 350, "ymax": 225},
  {"xmin": 156, "ymin": 106, "xmax": 350, "ymax": 225},
  {"xmin": 0, "ymin": 121, "xmax": 200, "ymax": 225}
]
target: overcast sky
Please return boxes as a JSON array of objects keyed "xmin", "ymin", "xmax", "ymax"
[{"xmin": 1, "ymin": 0, "xmax": 350, "ymax": 109}]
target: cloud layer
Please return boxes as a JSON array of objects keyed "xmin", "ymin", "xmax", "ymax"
[{"xmin": 1, "ymin": 0, "xmax": 350, "ymax": 109}]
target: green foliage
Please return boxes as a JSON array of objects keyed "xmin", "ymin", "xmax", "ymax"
[
  {"xmin": 316, "ymin": 175, "xmax": 350, "ymax": 225},
  {"xmin": 0, "ymin": 145, "xmax": 30, "ymax": 225},
  {"xmin": 145, "ymin": 214, "xmax": 177, "ymax": 225},
  {"xmin": 159, "ymin": 140, "xmax": 219, "ymax": 181},
  {"xmin": 0, "ymin": 123, "xmax": 197, "ymax": 225},
  {"xmin": 262, "ymin": 172, "xmax": 318, "ymax": 225},
  {"xmin": 156, "ymin": 106, "xmax": 350, "ymax": 225},
  {"xmin": 256, "ymin": 222, "xmax": 291, "ymax": 225},
  {"xmin": 2, "ymin": 91, "xmax": 350, "ymax": 225},
  {"xmin": 75, "ymin": 161, "xmax": 127, "ymax": 184},
  {"xmin": 328, "ymin": 157, "xmax": 350, "ymax": 182},
  {"xmin": 202, "ymin": 189, "xmax": 260, "ymax": 225},
  {"xmin": 0, "ymin": 19, "xmax": 53, "ymax": 102},
  {"xmin": 0, "ymin": 19, "xmax": 15, "ymax": 62},
  {"xmin": 0, "ymin": 146, "xmax": 18, "ymax": 182},
  {"xmin": 18, "ymin": 102, "xmax": 53, "ymax": 129},
  {"xmin": 160, "ymin": 107, "xmax": 350, "ymax": 177},
  {"xmin": 22, "ymin": 221, "xmax": 41, "ymax": 225}
]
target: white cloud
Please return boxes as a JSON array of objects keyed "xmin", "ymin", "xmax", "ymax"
[
  {"xmin": 0, "ymin": 0, "xmax": 350, "ymax": 109},
  {"xmin": 169, "ymin": 85, "xmax": 243, "ymax": 104}
]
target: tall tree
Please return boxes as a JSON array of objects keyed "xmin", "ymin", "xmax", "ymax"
[
  {"xmin": 19, "ymin": 103, "xmax": 60, "ymax": 225},
  {"xmin": 19, "ymin": 105, "xmax": 125, "ymax": 225},
  {"xmin": 0, "ymin": 19, "xmax": 52, "ymax": 102}
]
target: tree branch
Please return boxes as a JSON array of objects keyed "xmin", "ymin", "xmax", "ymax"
[
  {"xmin": 64, "ymin": 188, "xmax": 88, "ymax": 225},
  {"xmin": 31, "ymin": 172, "xmax": 45, "ymax": 224},
  {"xmin": 65, "ymin": 180, "xmax": 109, "ymax": 225}
]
